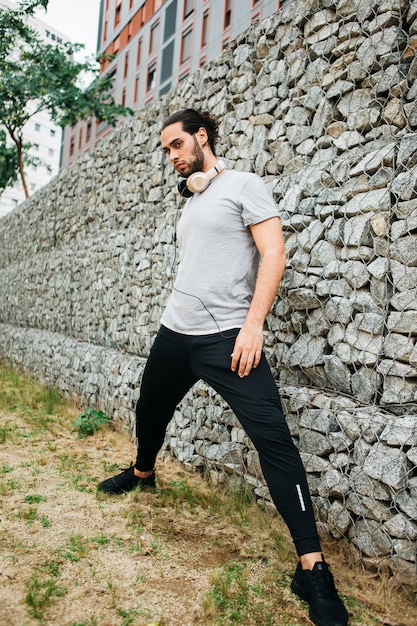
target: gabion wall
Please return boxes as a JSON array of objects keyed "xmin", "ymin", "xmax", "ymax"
[{"xmin": 1, "ymin": 0, "xmax": 416, "ymax": 589}]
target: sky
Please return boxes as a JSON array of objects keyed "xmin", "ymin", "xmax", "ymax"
[{"xmin": 35, "ymin": 0, "xmax": 102, "ymax": 58}]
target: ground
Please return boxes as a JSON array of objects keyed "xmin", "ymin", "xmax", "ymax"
[{"xmin": 0, "ymin": 365, "xmax": 416, "ymax": 626}]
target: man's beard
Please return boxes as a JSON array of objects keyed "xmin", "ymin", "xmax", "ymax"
[{"xmin": 185, "ymin": 136, "xmax": 205, "ymax": 177}]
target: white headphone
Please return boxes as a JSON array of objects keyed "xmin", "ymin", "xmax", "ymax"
[{"xmin": 178, "ymin": 160, "xmax": 225, "ymax": 197}]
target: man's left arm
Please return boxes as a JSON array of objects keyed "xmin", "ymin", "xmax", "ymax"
[{"xmin": 231, "ymin": 216, "xmax": 286, "ymax": 377}]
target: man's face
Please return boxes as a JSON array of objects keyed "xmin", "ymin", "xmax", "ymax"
[{"xmin": 161, "ymin": 121, "xmax": 205, "ymax": 177}]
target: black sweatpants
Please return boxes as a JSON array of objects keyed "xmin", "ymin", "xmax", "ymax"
[{"xmin": 135, "ymin": 325, "xmax": 321, "ymax": 556}]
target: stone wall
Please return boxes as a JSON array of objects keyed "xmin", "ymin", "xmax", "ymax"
[{"xmin": 1, "ymin": 0, "xmax": 417, "ymax": 587}]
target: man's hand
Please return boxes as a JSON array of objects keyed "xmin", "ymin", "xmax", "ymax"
[{"xmin": 231, "ymin": 324, "xmax": 264, "ymax": 377}]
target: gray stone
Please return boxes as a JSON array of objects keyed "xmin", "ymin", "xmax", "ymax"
[
  {"xmin": 351, "ymin": 367, "xmax": 381, "ymax": 405},
  {"xmin": 383, "ymin": 333, "xmax": 415, "ymax": 362},
  {"xmin": 380, "ymin": 415, "xmax": 417, "ymax": 447},
  {"xmin": 391, "ymin": 208, "xmax": 417, "ymax": 240},
  {"xmin": 319, "ymin": 469, "xmax": 350, "ymax": 499},
  {"xmin": 299, "ymin": 408, "xmax": 339, "ymax": 434},
  {"xmin": 363, "ymin": 443, "xmax": 409, "ymax": 490},
  {"xmin": 390, "ymin": 260, "xmax": 417, "ymax": 292},
  {"xmin": 344, "ymin": 190, "xmax": 391, "ymax": 218},
  {"xmin": 387, "ymin": 311, "xmax": 417, "ymax": 335},
  {"xmin": 380, "ymin": 376, "xmax": 417, "ymax": 405},
  {"xmin": 323, "ymin": 355, "xmax": 352, "ymax": 395},
  {"xmin": 390, "ymin": 235, "xmax": 417, "ymax": 266},
  {"xmin": 396, "ymin": 491, "xmax": 417, "ymax": 521},
  {"xmin": 287, "ymin": 334, "xmax": 327, "ymax": 367},
  {"xmin": 342, "ymin": 260, "xmax": 369, "ymax": 288},
  {"xmin": 299, "ymin": 428, "xmax": 333, "ymax": 456},
  {"xmin": 390, "ymin": 165, "xmax": 417, "ymax": 201},
  {"xmin": 383, "ymin": 514, "xmax": 417, "ymax": 541},
  {"xmin": 345, "ymin": 493, "xmax": 392, "ymax": 523},
  {"xmin": 349, "ymin": 519, "xmax": 392, "ymax": 557},
  {"xmin": 300, "ymin": 452, "xmax": 331, "ymax": 474},
  {"xmin": 349, "ymin": 466, "xmax": 392, "ymax": 501},
  {"xmin": 327, "ymin": 500, "xmax": 352, "ymax": 538},
  {"xmin": 407, "ymin": 448, "xmax": 417, "ymax": 467}
]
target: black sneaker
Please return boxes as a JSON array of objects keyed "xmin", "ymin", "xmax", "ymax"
[
  {"xmin": 291, "ymin": 561, "xmax": 349, "ymax": 626},
  {"xmin": 97, "ymin": 466, "xmax": 156, "ymax": 494}
]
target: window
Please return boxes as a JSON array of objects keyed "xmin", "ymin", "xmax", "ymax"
[
  {"xmin": 86, "ymin": 121, "xmax": 92, "ymax": 142},
  {"xmin": 78, "ymin": 128, "xmax": 83, "ymax": 149},
  {"xmin": 201, "ymin": 9, "xmax": 209, "ymax": 48},
  {"xmin": 136, "ymin": 38, "xmax": 142, "ymax": 65},
  {"xmin": 12, "ymin": 199, "xmax": 18, "ymax": 207},
  {"xmin": 161, "ymin": 41, "xmax": 174, "ymax": 83},
  {"xmin": 134, "ymin": 76, "xmax": 140, "ymax": 104},
  {"xmin": 33, "ymin": 143, "xmax": 39, "ymax": 151},
  {"xmin": 147, "ymin": 62, "xmax": 156, "ymax": 92},
  {"xmin": 149, "ymin": 21, "xmax": 159, "ymax": 54},
  {"xmin": 48, "ymin": 148, "xmax": 54, "ymax": 156},
  {"xmin": 69, "ymin": 136, "xmax": 75, "ymax": 157},
  {"xmin": 124, "ymin": 51, "xmax": 129, "ymax": 79},
  {"xmin": 34, "ymin": 123, "xmax": 41, "ymax": 131},
  {"xmin": 224, "ymin": 0, "xmax": 232, "ymax": 29},
  {"xmin": 50, "ymin": 129, "xmax": 55, "ymax": 137},
  {"xmin": 114, "ymin": 1, "xmax": 121, "ymax": 28},
  {"xmin": 181, "ymin": 27, "xmax": 192, "ymax": 64},
  {"xmin": 159, "ymin": 82, "xmax": 171, "ymax": 97},
  {"xmin": 121, "ymin": 88, "xmax": 126, "ymax": 106},
  {"xmin": 184, "ymin": 0, "xmax": 194, "ymax": 19},
  {"xmin": 164, "ymin": 0, "xmax": 177, "ymax": 41},
  {"xmin": 46, "ymin": 165, "xmax": 52, "ymax": 174}
]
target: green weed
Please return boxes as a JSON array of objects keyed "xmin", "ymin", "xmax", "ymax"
[
  {"xmin": 25, "ymin": 561, "xmax": 67, "ymax": 619},
  {"xmin": 17, "ymin": 505, "xmax": 40, "ymax": 524},
  {"xmin": 73, "ymin": 406, "xmax": 110, "ymax": 438},
  {"xmin": 203, "ymin": 560, "xmax": 278, "ymax": 625},
  {"xmin": 91, "ymin": 534, "xmax": 111, "ymax": 547},
  {"xmin": 70, "ymin": 619, "xmax": 98, "ymax": 626},
  {"xmin": 24, "ymin": 494, "xmax": 46, "ymax": 504},
  {"xmin": 0, "ymin": 421, "xmax": 11, "ymax": 443},
  {"xmin": 41, "ymin": 515, "xmax": 52, "ymax": 528},
  {"xmin": 157, "ymin": 477, "xmax": 218, "ymax": 512},
  {"xmin": 61, "ymin": 534, "xmax": 89, "ymax": 562}
]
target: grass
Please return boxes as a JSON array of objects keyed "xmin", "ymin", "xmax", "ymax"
[
  {"xmin": 0, "ymin": 361, "xmax": 416, "ymax": 626},
  {"xmin": 25, "ymin": 561, "xmax": 67, "ymax": 620}
]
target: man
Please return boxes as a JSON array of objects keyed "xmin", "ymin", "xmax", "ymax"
[{"xmin": 98, "ymin": 109, "xmax": 349, "ymax": 626}]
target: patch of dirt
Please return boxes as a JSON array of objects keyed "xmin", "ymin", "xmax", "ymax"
[{"xmin": 0, "ymin": 406, "xmax": 416, "ymax": 626}]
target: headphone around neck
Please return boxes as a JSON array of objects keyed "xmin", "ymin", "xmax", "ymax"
[{"xmin": 177, "ymin": 160, "xmax": 225, "ymax": 198}]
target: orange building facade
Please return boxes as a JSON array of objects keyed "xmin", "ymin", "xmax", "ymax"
[{"xmin": 61, "ymin": 0, "xmax": 282, "ymax": 169}]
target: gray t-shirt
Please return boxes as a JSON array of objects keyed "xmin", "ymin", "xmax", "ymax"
[{"xmin": 160, "ymin": 170, "xmax": 279, "ymax": 335}]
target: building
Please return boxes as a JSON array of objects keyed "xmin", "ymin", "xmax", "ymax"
[
  {"xmin": 61, "ymin": 0, "xmax": 283, "ymax": 169},
  {"xmin": 0, "ymin": 0, "xmax": 70, "ymax": 217}
]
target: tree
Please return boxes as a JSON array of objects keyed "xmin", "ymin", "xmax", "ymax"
[
  {"xmin": 0, "ymin": 0, "xmax": 132, "ymax": 198},
  {"xmin": 0, "ymin": 130, "xmax": 19, "ymax": 193}
]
